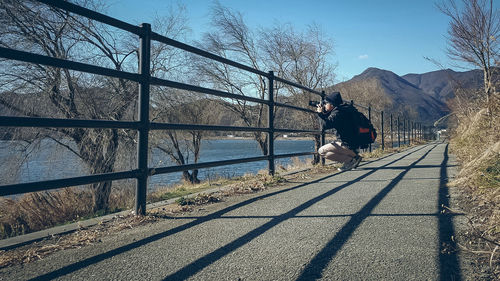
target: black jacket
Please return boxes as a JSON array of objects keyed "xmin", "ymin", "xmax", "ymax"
[{"xmin": 318, "ymin": 103, "xmax": 358, "ymax": 150}]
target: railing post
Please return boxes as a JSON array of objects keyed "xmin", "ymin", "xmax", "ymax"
[
  {"xmin": 415, "ymin": 122, "xmax": 417, "ymax": 142},
  {"xmin": 411, "ymin": 120, "xmax": 414, "ymax": 144},
  {"xmin": 410, "ymin": 120, "xmax": 413, "ymax": 145},
  {"xmin": 409, "ymin": 121, "xmax": 415, "ymax": 144},
  {"xmin": 415, "ymin": 122, "xmax": 418, "ymax": 141},
  {"xmin": 368, "ymin": 105, "xmax": 372, "ymax": 152},
  {"xmin": 413, "ymin": 122, "xmax": 415, "ymax": 143},
  {"xmin": 390, "ymin": 114, "xmax": 393, "ymax": 148},
  {"xmin": 381, "ymin": 111, "xmax": 384, "ymax": 150},
  {"xmin": 408, "ymin": 120, "xmax": 411, "ymax": 145},
  {"xmin": 320, "ymin": 131, "xmax": 326, "ymax": 166},
  {"xmin": 409, "ymin": 120, "xmax": 412, "ymax": 145},
  {"xmin": 403, "ymin": 118, "xmax": 406, "ymax": 145},
  {"xmin": 397, "ymin": 116, "xmax": 401, "ymax": 147},
  {"xmin": 320, "ymin": 91, "xmax": 326, "ymax": 166},
  {"xmin": 414, "ymin": 121, "xmax": 416, "ymax": 142},
  {"xmin": 267, "ymin": 71, "xmax": 275, "ymax": 176},
  {"xmin": 135, "ymin": 23, "xmax": 151, "ymax": 216}
]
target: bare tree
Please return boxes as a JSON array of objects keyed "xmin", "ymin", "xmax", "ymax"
[
  {"xmin": 194, "ymin": 3, "xmax": 336, "ymax": 162},
  {"xmin": 260, "ymin": 23, "xmax": 336, "ymax": 163},
  {"xmin": 146, "ymin": 6, "xmax": 218, "ymax": 185},
  {"xmin": 0, "ymin": 0, "xmax": 188, "ymax": 211},
  {"xmin": 438, "ymin": 0, "xmax": 500, "ymax": 115},
  {"xmin": 0, "ymin": 0, "xmax": 134, "ymax": 211},
  {"xmin": 193, "ymin": 3, "xmax": 271, "ymax": 155},
  {"xmin": 150, "ymin": 91, "xmax": 219, "ymax": 184}
]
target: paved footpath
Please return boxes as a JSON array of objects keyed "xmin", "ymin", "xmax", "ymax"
[{"xmin": 1, "ymin": 142, "xmax": 465, "ymax": 281}]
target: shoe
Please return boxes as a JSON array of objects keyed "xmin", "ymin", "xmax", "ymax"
[
  {"xmin": 352, "ymin": 155, "xmax": 362, "ymax": 168},
  {"xmin": 338, "ymin": 158, "xmax": 355, "ymax": 171},
  {"xmin": 338, "ymin": 155, "xmax": 361, "ymax": 172}
]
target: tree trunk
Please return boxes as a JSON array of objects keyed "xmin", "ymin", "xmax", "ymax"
[
  {"xmin": 483, "ymin": 67, "xmax": 494, "ymax": 123},
  {"xmin": 254, "ymin": 132, "xmax": 268, "ymax": 156},
  {"xmin": 91, "ymin": 180, "xmax": 112, "ymax": 212},
  {"xmin": 182, "ymin": 170, "xmax": 200, "ymax": 184},
  {"xmin": 76, "ymin": 129, "xmax": 119, "ymax": 212}
]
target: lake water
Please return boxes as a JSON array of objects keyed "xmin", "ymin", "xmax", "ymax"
[{"xmin": 0, "ymin": 139, "xmax": 315, "ymax": 191}]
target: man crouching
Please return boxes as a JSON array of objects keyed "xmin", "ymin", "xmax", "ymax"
[{"xmin": 316, "ymin": 92, "xmax": 361, "ymax": 171}]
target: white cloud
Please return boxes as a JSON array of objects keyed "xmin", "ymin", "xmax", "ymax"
[{"xmin": 358, "ymin": 54, "xmax": 369, "ymax": 60}]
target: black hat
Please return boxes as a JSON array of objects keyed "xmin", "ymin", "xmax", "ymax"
[{"xmin": 325, "ymin": 92, "xmax": 342, "ymax": 106}]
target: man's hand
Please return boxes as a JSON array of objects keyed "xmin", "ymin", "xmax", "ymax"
[{"xmin": 316, "ymin": 104, "xmax": 323, "ymax": 113}]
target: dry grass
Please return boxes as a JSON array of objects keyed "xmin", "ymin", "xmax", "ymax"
[
  {"xmin": 448, "ymin": 103, "xmax": 500, "ymax": 279},
  {"xmin": 0, "ymin": 186, "xmax": 135, "ymax": 239},
  {"xmin": 0, "ymin": 188, "xmax": 94, "ymax": 239},
  {"xmin": 284, "ymin": 156, "xmax": 313, "ymax": 171},
  {"xmin": 168, "ymin": 173, "xmax": 287, "ymax": 207},
  {"xmin": 149, "ymin": 165, "xmax": 340, "ymax": 215},
  {"xmin": 148, "ymin": 177, "xmax": 236, "ymax": 203},
  {"xmin": 148, "ymin": 157, "xmax": 318, "ymax": 206}
]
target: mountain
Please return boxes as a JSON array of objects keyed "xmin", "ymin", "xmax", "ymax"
[
  {"xmin": 402, "ymin": 69, "xmax": 483, "ymax": 103},
  {"xmin": 331, "ymin": 67, "xmax": 483, "ymax": 124}
]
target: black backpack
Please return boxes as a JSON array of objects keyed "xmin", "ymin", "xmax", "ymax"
[{"xmin": 345, "ymin": 104, "xmax": 377, "ymax": 149}]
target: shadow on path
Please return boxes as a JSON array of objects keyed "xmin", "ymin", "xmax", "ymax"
[
  {"xmin": 161, "ymin": 145, "xmax": 431, "ymax": 281},
  {"xmin": 296, "ymin": 143, "xmax": 462, "ymax": 280},
  {"xmin": 28, "ymin": 145, "xmax": 430, "ymax": 281},
  {"xmin": 438, "ymin": 144, "xmax": 462, "ymax": 281},
  {"xmin": 295, "ymin": 144, "xmax": 438, "ymax": 280}
]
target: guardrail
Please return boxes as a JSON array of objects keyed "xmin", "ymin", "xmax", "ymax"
[
  {"xmin": 0, "ymin": 0, "xmax": 430, "ymax": 215},
  {"xmin": 352, "ymin": 102, "xmax": 430, "ymax": 152}
]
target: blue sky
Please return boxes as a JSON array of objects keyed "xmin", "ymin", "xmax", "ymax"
[{"xmin": 108, "ymin": 0, "xmax": 461, "ymax": 82}]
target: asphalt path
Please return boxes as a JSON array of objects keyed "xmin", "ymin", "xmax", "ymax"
[{"xmin": 0, "ymin": 142, "xmax": 464, "ymax": 280}]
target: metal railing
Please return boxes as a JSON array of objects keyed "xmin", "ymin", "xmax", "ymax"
[
  {"xmin": 0, "ymin": 0, "xmax": 325, "ymax": 215},
  {"xmin": 0, "ymin": 0, "xmax": 430, "ymax": 215},
  {"xmin": 351, "ymin": 102, "xmax": 429, "ymax": 152}
]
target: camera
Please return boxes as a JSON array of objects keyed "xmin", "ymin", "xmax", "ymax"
[{"xmin": 308, "ymin": 100, "xmax": 325, "ymax": 107}]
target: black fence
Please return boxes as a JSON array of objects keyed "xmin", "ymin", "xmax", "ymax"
[
  {"xmin": 352, "ymin": 102, "xmax": 431, "ymax": 152},
  {"xmin": 0, "ymin": 0, "xmax": 430, "ymax": 215}
]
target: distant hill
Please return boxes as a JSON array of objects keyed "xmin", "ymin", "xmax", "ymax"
[
  {"xmin": 402, "ymin": 69, "xmax": 483, "ymax": 103},
  {"xmin": 330, "ymin": 67, "xmax": 483, "ymax": 124}
]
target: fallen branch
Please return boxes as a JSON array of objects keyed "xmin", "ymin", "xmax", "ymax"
[
  {"xmin": 442, "ymin": 205, "xmax": 500, "ymax": 247},
  {"xmin": 491, "ymin": 245, "xmax": 499, "ymax": 269}
]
